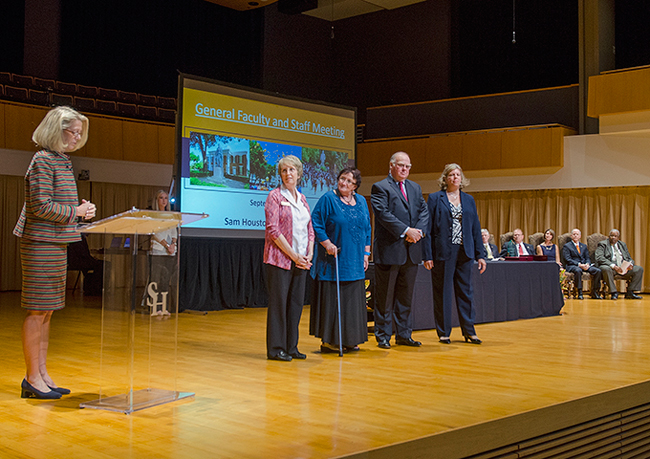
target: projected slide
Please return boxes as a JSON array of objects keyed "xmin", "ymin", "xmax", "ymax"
[{"xmin": 178, "ymin": 75, "xmax": 356, "ymax": 237}]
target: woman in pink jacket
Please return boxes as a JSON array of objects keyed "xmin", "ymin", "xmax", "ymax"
[{"xmin": 264, "ymin": 155, "xmax": 314, "ymax": 361}]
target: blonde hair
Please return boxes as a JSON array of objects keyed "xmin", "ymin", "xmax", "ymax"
[
  {"xmin": 277, "ymin": 155, "xmax": 303, "ymax": 182},
  {"xmin": 32, "ymin": 106, "xmax": 89, "ymax": 153},
  {"xmin": 437, "ymin": 163, "xmax": 470, "ymax": 190},
  {"xmin": 153, "ymin": 190, "xmax": 170, "ymax": 211}
]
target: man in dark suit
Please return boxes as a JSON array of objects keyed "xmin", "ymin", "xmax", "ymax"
[
  {"xmin": 481, "ymin": 229, "xmax": 500, "ymax": 261},
  {"xmin": 595, "ymin": 229, "xmax": 643, "ymax": 299},
  {"xmin": 499, "ymin": 228, "xmax": 534, "ymax": 258},
  {"xmin": 562, "ymin": 228, "xmax": 602, "ymax": 299},
  {"xmin": 370, "ymin": 151, "xmax": 429, "ymax": 349}
]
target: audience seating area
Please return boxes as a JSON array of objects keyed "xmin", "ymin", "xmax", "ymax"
[{"xmin": 0, "ymin": 71, "xmax": 176, "ymax": 123}]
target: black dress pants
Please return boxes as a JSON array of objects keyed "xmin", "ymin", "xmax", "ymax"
[
  {"xmin": 265, "ymin": 263, "xmax": 307, "ymax": 358},
  {"xmin": 373, "ymin": 259, "xmax": 418, "ymax": 342}
]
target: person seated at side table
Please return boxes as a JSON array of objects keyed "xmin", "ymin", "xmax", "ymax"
[
  {"xmin": 562, "ymin": 228, "xmax": 602, "ymax": 300},
  {"xmin": 481, "ymin": 229, "xmax": 501, "ymax": 261},
  {"xmin": 595, "ymin": 229, "xmax": 643, "ymax": 299},
  {"xmin": 536, "ymin": 228, "xmax": 562, "ymax": 266},
  {"xmin": 499, "ymin": 228, "xmax": 534, "ymax": 258}
]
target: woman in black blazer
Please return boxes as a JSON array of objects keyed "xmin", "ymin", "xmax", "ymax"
[{"xmin": 423, "ymin": 164, "xmax": 487, "ymax": 344}]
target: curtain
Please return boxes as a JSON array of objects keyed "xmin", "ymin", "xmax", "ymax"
[{"xmin": 471, "ymin": 186, "xmax": 650, "ymax": 291}]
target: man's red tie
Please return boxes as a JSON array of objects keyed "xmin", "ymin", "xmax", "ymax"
[
  {"xmin": 576, "ymin": 243, "xmax": 580, "ymax": 254},
  {"xmin": 399, "ymin": 182, "xmax": 408, "ymax": 201},
  {"xmin": 518, "ymin": 244, "xmax": 524, "ymax": 256}
]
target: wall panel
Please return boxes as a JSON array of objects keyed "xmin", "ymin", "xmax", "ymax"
[
  {"xmin": 158, "ymin": 125, "xmax": 175, "ymax": 165},
  {"xmin": 84, "ymin": 116, "xmax": 123, "ymax": 160},
  {"xmin": 123, "ymin": 120, "xmax": 159, "ymax": 163}
]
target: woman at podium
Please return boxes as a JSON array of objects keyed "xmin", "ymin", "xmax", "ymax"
[
  {"xmin": 13, "ymin": 106, "xmax": 96, "ymax": 399},
  {"xmin": 263, "ymin": 155, "xmax": 314, "ymax": 361}
]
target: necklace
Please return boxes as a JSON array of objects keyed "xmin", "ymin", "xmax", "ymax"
[
  {"xmin": 447, "ymin": 190, "xmax": 459, "ymax": 199},
  {"xmin": 341, "ymin": 194, "xmax": 354, "ymax": 204}
]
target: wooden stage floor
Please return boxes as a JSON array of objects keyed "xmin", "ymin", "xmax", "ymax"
[{"xmin": 1, "ymin": 291, "xmax": 650, "ymax": 459}]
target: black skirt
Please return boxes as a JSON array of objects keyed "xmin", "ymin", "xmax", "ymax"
[{"xmin": 309, "ymin": 279, "xmax": 368, "ymax": 347}]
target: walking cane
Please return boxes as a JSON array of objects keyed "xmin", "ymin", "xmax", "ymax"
[{"xmin": 334, "ymin": 249, "xmax": 343, "ymax": 357}]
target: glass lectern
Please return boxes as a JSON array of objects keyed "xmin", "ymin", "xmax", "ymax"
[{"xmin": 78, "ymin": 208, "xmax": 207, "ymax": 414}]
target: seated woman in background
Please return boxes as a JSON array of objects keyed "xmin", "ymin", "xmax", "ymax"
[
  {"xmin": 149, "ymin": 190, "xmax": 177, "ymax": 315},
  {"xmin": 536, "ymin": 228, "xmax": 562, "ymax": 266}
]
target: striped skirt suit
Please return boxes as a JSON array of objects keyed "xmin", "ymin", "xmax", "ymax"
[{"xmin": 13, "ymin": 149, "xmax": 81, "ymax": 311}]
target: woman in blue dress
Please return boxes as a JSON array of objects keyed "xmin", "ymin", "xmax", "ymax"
[
  {"xmin": 536, "ymin": 228, "xmax": 562, "ymax": 265},
  {"xmin": 310, "ymin": 167, "xmax": 372, "ymax": 353}
]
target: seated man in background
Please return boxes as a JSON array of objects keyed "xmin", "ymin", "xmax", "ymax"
[
  {"xmin": 595, "ymin": 229, "xmax": 643, "ymax": 299},
  {"xmin": 562, "ymin": 228, "xmax": 602, "ymax": 299},
  {"xmin": 499, "ymin": 228, "xmax": 534, "ymax": 258},
  {"xmin": 481, "ymin": 229, "xmax": 500, "ymax": 261}
]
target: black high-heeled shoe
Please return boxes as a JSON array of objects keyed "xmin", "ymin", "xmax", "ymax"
[
  {"xmin": 48, "ymin": 385, "xmax": 71, "ymax": 395},
  {"xmin": 21, "ymin": 379, "xmax": 62, "ymax": 399},
  {"xmin": 463, "ymin": 335, "xmax": 482, "ymax": 345}
]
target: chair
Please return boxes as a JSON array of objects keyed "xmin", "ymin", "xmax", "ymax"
[
  {"xmin": 12, "ymin": 74, "xmax": 34, "ymax": 88},
  {"xmin": 98, "ymin": 87, "xmax": 119, "ymax": 101},
  {"xmin": 4, "ymin": 86, "xmax": 29, "ymax": 102},
  {"xmin": 499, "ymin": 231, "xmax": 514, "ymax": 253},
  {"xmin": 529, "ymin": 232, "xmax": 544, "ymax": 252},
  {"xmin": 137, "ymin": 105, "xmax": 158, "ymax": 119},
  {"xmin": 588, "ymin": 232, "xmax": 631, "ymax": 295},
  {"xmin": 67, "ymin": 235, "xmax": 104, "ymax": 295},
  {"xmin": 51, "ymin": 93, "xmax": 74, "ymax": 106},
  {"xmin": 158, "ymin": 108, "xmax": 176, "ymax": 122},
  {"xmin": 77, "ymin": 84, "xmax": 98, "ymax": 98},
  {"xmin": 117, "ymin": 102, "xmax": 137, "ymax": 118},
  {"xmin": 139, "ymin": 94, "xmax": 158, "ymax": 106},
  {"xmin": 0, "ymin": 72, "xmax": 12, "ymax": 85},
  {"xmin": 33, "ymin": 77, "xmax": 55, "ymax": 91},
  {"xmin": 28, "ymin": 89, "xmax": 50, "ymax": 105},
  {"xmin": 96, "ymin": 99, "xmax": 118, "ymax": 114},
  {"xmin": 54, "ymin": 81, "xmax": 77, "ymax": 95},
  {"xmin": 558, "ymin": 232, "xmax": 578, "ymax": 298},
  {"xmin": 118, "ymin": 90, "xmax": 138, "ymax": 104},
  {"xmin": 158, "ymin": 96, "xmax": 177, "ymax": 109},
  {"xmin": 74, "ymin": 96, "xmax": 96, "ymax": 111}
]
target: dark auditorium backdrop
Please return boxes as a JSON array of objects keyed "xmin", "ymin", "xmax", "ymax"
[{"xmin": 1, "ymin": 1, "xmax": 650, "ymax": 119}]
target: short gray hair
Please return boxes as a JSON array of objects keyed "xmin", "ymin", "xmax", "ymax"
[{"xmin": 277, "ymin": 155, "xmax": 303, "ymax": 180}]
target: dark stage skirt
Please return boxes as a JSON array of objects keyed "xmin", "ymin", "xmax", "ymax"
[
  {"xmin": 309, "ymin": 279, "xmax": 368, "ymax": 347},
  {"xmin": 20, "ymin": 238, "xmax": 68, "ymax": 311}
]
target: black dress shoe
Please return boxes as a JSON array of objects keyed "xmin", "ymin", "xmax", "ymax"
[
  {"xmin": 611, "ymin": 292, "xmax": 619, "ymax": 300},
  {"xmin": 577, "ymin": 293, "xmax": 584, "ymax": 300},
  {"xmin": 377, "ymin": 340, "xmax": 391, "ymax": 349},
  {"xmin": 48, "ymin": 385, "xmax": 71, "ymax": 395},
  {"xmin": 268, "ymin": 351, "xmax": 292, "ymax": 361},
  {"xmin": 625, "ymin": 292, "xmax": 642, "ymax": 299},
  {"xmin": 463, "ymin": 335, "xmax": 482, "ymax": 344},
  {"xmin": 21, "ymin": 379, "xmax": 62, "ymax": 399},
  {"xmin": 289, "ymin": 351, "xmax": 307, "ymax": 359},
  {"xmin": 395, "ymin": 337, "xmax": 421, "ymax": 347},
  {"xmin": 591, "ymin": 292, "xmax": 602, "ymax": 299},
  {"xmin": 439, "ymin": 337, "xmax": 451, "ymax": 344}
]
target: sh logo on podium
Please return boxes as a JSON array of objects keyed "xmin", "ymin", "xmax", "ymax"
[{"xmin": 146, "ymin": 282, "xmax": 171, "ymax": 316}]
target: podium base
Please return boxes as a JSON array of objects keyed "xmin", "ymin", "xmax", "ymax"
[{"xmin": 80, "ymin": 388, "xmax": 194, "ymax": 414}]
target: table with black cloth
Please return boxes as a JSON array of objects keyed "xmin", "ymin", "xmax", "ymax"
[
  {"xmin": 179, "ymin": 237, "xmax": 268, "ymax": 311},
  {"xmin": 178, "ymin": 237, "xmax": 313, "ymax": 311},
  {"xmin": 366, "ymin": 261, "xmax": 564, "ymax": 331}
]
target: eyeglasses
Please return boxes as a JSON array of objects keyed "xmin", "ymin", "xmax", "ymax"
[
  {"xmin": 394, "ymin": 163, "xmax": 412, "ymax": 169},
  {"xmin": 339, "ymin": 177, "xmax": 357, "ymax": 186},
  {"xmin": 64, "ymin": 129, "xmax": 82, "ymax": 139}
]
